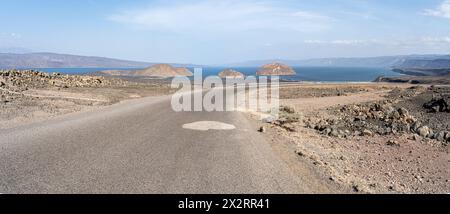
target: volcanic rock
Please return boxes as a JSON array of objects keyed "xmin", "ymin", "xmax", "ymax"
[
  {"xmin": 133, "ymin": 64, "xmax": 193, "ymax": 77},
  {"xmin": 218, "ymin": 69, "xmax": 244, "ymax": 78},
  {"xmin": 100, "ymin": 64, "xmax": 193, "ymax": 77},
  {"xmin": 256, "ymin": 63, "xmax": 296, "ymax": 76}
]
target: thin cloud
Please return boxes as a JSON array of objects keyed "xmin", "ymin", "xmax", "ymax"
[
  {"xmin": 109, "ymin": 1, "xmax": 333, "ymax": 33},
  {"xmin": 304, "ymin": 37, "xmax": 450, "ymax": 47},
  {"xmin": 291, "ymin": 11, "xmax": 332, "ymax": 21},
  {"xmin": 422, "ymin": 37, "xmax": 450, "ymax": 44},
  {"xmin": 0, "ymin": 32, "xmax": 22, "ymax": 41},
  {"xmin": 423, "ymin": 0, "xmax": 450, "ymax": 19},
  {"xmin": 337, "ymin": 11, "xmax": 381, "ymax": 21},
  {"xmin": 303, "ymin": 39, "xmax": 376, "ymax": 45}
]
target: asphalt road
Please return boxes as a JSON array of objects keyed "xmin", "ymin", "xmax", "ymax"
[{"xmin": 0, "ymin": 93, "xmax": 309, "ymax": 194}]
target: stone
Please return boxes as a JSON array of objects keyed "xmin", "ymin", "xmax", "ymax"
[
  {"xmin": 262, "ymin": 116, "xmax": 275, "ymax": 123},
  {"xmin": 434, "ymin": 131, "xmax": 446, "ymax": 142},
  {"xmin": 411, "ymin": 122, "xmax": 422, "ymax": 132},
  {"xmin": 428, "ymin": 129, "xmax": 435, "ymax": 138},
  {"xmin": 282, "ymin": 124, "xmax": 297, "ymax": 132},
  {"xmin": 362, "ymin": 129, "xmax": 374, "ymax": 137},
  {"xmin": 385, "ymin": 127, "xmax": 392, "ymax": 135},
  {"xmin": 0, "ymin": 76, "xmax": 5, "ymax": 86},
  {"xmin": 398, "ymin": 107, "xmax": 409, "ymax": 116},
  {"xmin": 330, "ymin": 129, "xmax": 339, "ymax": 137},
  {"xmin": 390, "ymin": 110, "xmax": 401, "ymax": 120},
  {"xmin": 445, "ymin": 132, "xmax": 450, "ymax": 141},
  {"xmin": 423, "ymin": 98, "xmax": 449, "ymax": 112},
  {"xmin": 258, "ymin": 126, "xmax": 266, "ymax": 133},
  {"xmin": 323, "ymin": 127, "xmax": 332, "ymax": 135},
  {"xmin": 280, "ymin": 105, "xmax": 296, "ymax": 114},
  {"xmin": 387, "ymin": 140, "xmax": 400, "ymax": 147},
  {"xmin": 417, "ymin": 126, "xmax": 432, "ymax": 138},
  {"xmin": 296, "ymin": 150, "xmax": 305, "ymax": 157}
]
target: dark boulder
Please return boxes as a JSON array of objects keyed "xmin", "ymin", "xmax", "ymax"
[{"xmin": 423, "ymin": 97, "xmax": 449, "ymax": 112}]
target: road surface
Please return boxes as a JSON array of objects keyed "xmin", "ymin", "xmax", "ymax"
[{"xmin": 0, "ymin": 93, "xmax": 310, "ymax": 194}]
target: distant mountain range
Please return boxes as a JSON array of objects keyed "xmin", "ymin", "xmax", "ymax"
[
  {"xmin": 229, "ymin": 55, "xmax": 450, "ymax": 76},
  {"xmin": 2, "ymin": 52, "xmax": 450, "ymax": 76},
  {"xmin": 229, "ymin": 55, "xmax": 450, "ymax": 68},
  {"xmin": 0, "ymin": 52, "xmax": 197, "ymax": 69}
]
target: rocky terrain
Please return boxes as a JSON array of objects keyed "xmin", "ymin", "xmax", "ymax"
[
  {"xmin": 100, "ymin": 64, "xmax": 193, "ymax": 77},
  {"xmin": 218, "ymin": 69, "xmax": 245, "ymax": 78},
  {"xmin": 0, "ymin": 69, "xmax": 174, "ymax": 129},
  {"xmin": 279, "ymin": 84, "xmax": 366, "ymax": 99},
  {"xmin": 1, "ymin": 70, "xmax": 128, "ymax": 92},
  {"xmin": 392, "ymin": 58, "xmax": 450, "ymax": 76},
  {"xmin": 256, "ymin": 63, "xmax": 296, "ymax": 76},
  {"xmin": 0, "ymin": 70, "xmax": 133, "ymax": 103},
  {"xmin": 392, "ymin": 68, "xmax": 450, "ymax": 77},
  {"xmin": 254, "ymin": 83, "xmax": 449, "ymax": 193},
  {"xmin": 375, "ymin": 75, "xmax": 450, "ymax": 85},
  {"xmin": 307, "ymin": 86, "xmax": 450, "ymax": 144}
]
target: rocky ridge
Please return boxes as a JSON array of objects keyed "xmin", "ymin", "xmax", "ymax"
[
  {"xmin": 100, "ymin": 64, "xmax": 193, "ymax": 77},
  {"xmin": 0, "ymin": 70, "xmax": 128, "ymax": 103},
  {"xmin": 256, "ymin": 63, "xmax": 296, "ymax": 76},
  {"xmin": 266, "ymin": 86, "xmax": 450, "ymax": 144},
  {"xmin": 218, "ymin": 69, "xmax": 245, "ymax": 78},
  {"xmin": 303, "ymin": 88, "xmax": 450, "ymax": 144}
]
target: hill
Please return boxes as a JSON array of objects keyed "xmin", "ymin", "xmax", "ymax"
[
  {"xmin": 256, "ymin": 63, "xmax": 296, "ymax": 76},
  {"xmin": 99, "ymin": 64, "xmax": 193, "ymax": 77},
  {"xmin": 392, "ymin": 59, "xmax": 450, "ymax": 76},
  {"xmin": 0, "ymin": 52, "xmax": 197, "ymax": 69},
  {"xmin": 218, "ymin": 69, "xmax": 244, "ymax": 78},
  {"xmin": 374, "ymin": 74, "xmax": 450, "ymax": 84},
  {"xmin": 133, "ymin": 64, "xmax": 193, "ymax": 77}
]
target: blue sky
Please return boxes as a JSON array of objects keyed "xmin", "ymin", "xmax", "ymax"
[{"xmin": 1, "ymin": 0, "xmax": 450, "ymax": 64}]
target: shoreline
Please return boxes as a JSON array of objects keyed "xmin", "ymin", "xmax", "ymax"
[{"xmin": 15, "ymin": 66, "xmax": 402, "ymax": 83}]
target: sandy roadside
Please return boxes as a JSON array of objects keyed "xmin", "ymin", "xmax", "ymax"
[
  {"xmin": 251, "ymin": 83, "xmax": 449, "ymax": 193},
  {"xmin": 2, "ymin": 71, "xmax": 449, "ymax": 193},
  {"xmin": 0, "ymin": 71, "xmax": 176, "ymax": 129}
]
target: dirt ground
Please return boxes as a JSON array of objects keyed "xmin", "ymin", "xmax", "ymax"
[
  {"xmin": 0, "ymin": 81, "xmax": 175, "ymax": 129},
  {"xmin": 254, "ymin": 83, "xmax": 450, "ymax": 194},
  {"xmin": 2, "ymin": 73, "xmax": 449, "ymax": 193}
]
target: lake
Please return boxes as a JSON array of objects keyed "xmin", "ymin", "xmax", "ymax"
[{"xmin": 32, "ymin": 66, "xmax": 400, "ymax": 82}]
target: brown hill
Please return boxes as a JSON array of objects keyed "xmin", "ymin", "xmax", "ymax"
[
  {"xmin": 256, "ymin": 63, "xmax": 296, "ymax": 76},
  {"xmin": 133, "ymin": 64, "xmax": 193, "ymax": 77},
  {"xmin": 218, "ymin": 69, "xmax": 245, "ymax": 78},
  {"xmin": 99, "ymin": 69, "xmax": 134, "ymax": 76},
  {"xmin": 100, "ymin": 64, "xmax": 193, "ymax": 77}
]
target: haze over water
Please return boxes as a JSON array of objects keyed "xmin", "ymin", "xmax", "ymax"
[{"xmin": 34, "ymin": 67, "xmax": 399, "ymax": 82}]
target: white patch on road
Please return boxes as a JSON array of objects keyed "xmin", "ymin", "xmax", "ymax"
[{"xmin": 182, "ymin": 121, "xmax": 236, "ymax": 131}]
